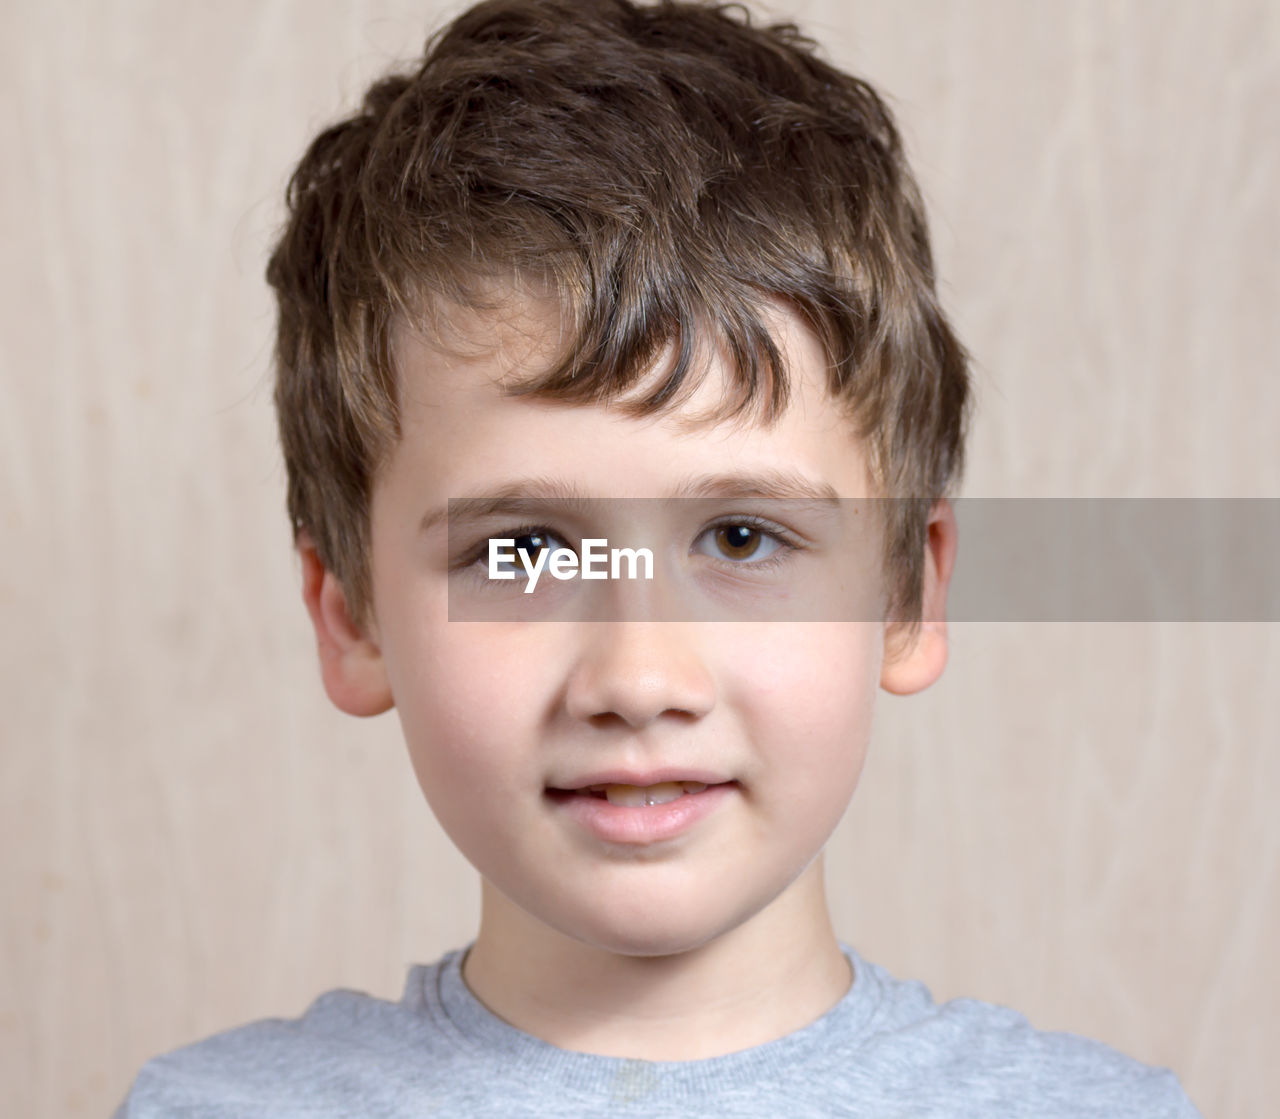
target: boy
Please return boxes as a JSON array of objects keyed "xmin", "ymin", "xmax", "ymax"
[{"xmin": 115, "ymin": 0, "xmax": 1200, "ymax": 1114}]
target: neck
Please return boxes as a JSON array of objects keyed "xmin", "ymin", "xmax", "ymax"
[{"xmin": 460, "ymin": 858, "xmax": 852, "ymax": 1060}]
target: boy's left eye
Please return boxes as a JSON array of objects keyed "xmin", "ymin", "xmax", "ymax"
[{"xmin": 692, "ymin": 522, "xmax": 784, "ymax": 564}]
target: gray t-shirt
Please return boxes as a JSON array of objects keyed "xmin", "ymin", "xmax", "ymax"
[{"xmin": 113, "ymin": 944, "xmax": 1201, "ymax": 1117}]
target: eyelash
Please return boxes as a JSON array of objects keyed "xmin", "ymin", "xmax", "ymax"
[{"xmin": 453, "ymin": 516, "xmax": 803, "ymax": 575}]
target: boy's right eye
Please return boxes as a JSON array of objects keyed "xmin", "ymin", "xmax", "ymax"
[{"xmin": 480, "ymin": 528, "xmax": 571, "ymax": 577}]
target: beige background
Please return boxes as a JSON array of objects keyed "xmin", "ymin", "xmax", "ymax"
[{"xmin": 3, "ymin": 1, "xmax": 1276, "ymax": 1115}]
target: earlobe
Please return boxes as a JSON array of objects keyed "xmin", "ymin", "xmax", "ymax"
[
  {"xmin": 880, "ymin": 499, "xmax": 958, "ymax": 697},
  {"xmin": 298, "ymin": 536, "xmax": 394, "ymax": 717}
]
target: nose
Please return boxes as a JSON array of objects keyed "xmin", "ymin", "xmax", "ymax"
[{"xmin": 563, "ymin": 622, "xmax": 717, "ymax": 730}]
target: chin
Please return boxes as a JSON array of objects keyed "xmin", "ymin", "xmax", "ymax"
[
  {"xmin": 575, "ymin": 926, "xmax": 723, "ymax": 960},
  {"xmin": 547, "ymin": 888, "xmax": 762, "ymax": 960}
]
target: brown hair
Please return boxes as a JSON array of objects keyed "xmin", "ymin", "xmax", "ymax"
[{"xmin": 267, "ymin": 0, "xmax": 970, "ymax": 630}]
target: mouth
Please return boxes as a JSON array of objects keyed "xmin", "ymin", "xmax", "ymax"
[
  {"xmin": 545, "ymin": 778, "xmax": 737, "ymax": 844},
  {"xmin": 551, "ymin": 779, "xmax": 715, "ymax": 807},
  {"xmin": 547, "ymin": 767, "xmax": 736, "ymax": 806}
]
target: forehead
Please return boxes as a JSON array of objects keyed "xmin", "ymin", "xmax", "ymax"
[{"xmin": 385, "ymin": 290, "xmax": 871, "ymax": 500}]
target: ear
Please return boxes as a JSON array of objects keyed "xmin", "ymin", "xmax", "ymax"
[
  {"xmin": 298, "ymin": 535, "xmax": 394, "ymax": 716},
  {"xmin": 880, "ymin": 498, "xmax": 958, "ymax": 696}
]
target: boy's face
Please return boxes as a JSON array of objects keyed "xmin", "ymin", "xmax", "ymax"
[{"xmin": 305, "ymin": 297, "xmax": 950, "ymax": 957}]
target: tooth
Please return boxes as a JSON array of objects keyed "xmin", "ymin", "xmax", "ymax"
[
  {"xmin": 604, "ymin": 784, "xmax": 650, "ymax": 807},
  {"xmin": 599, "ymin": 781, "xmax": 712, "ymax": 806},
  {"xmin": 644, "ymin": 782, "xmax": 686, "ymax": 806}
]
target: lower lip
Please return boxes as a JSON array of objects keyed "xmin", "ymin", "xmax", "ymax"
[{"xmin": 547, "ymin": 783, "xmax": 736, "ymax": 845}]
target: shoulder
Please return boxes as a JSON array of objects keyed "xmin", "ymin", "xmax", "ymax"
[
  {"xmin": 112, "ymin": 978, "xmax": 441, "ymax": 1118},
  {"xmin": 841, "ymin": 955, "xmax": 1202, "ymax": 1118},
  {"xmin": 925, "ymin": 995, "xmax": 1199, "ymax": 1117}
]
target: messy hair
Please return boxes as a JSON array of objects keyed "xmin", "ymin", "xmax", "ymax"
[{"xmin": 267, "ymin": 0, "xmax": 970, "ymax": 631}]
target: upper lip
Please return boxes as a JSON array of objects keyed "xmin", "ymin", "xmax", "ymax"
[{"xmin": 549, "ymin": 768, "xmax": 732, "ymax": 790}]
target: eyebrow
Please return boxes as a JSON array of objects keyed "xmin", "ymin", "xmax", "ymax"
[{"xmin": 419, "ymin": 469, "xmax": 843, "ymax": 536}]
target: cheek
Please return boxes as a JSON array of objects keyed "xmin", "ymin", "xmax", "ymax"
[
  {"xmin": 387, "ymin": 628, "xmax": 539, "ymax": 792},
  {"xmin": 727, "ymin": 624, "xmax": 882, "ymax": 783},
  {"xmin": 386, "ymin": 634, "xmax": 541, "ymax": 875}
]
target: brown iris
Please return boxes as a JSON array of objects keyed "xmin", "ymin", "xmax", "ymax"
[
  {"xmin": 715, "ymin": 524, "xmax": 762, "ymax": 560},
  {"xmin": 508, "ymin": 532, "xmax": 558, "ymax": 568}
]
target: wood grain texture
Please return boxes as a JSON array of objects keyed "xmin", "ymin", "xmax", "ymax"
[{"xmin": 3, "ymin": 1, "xmax": 1275, "ymax": 1115}]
